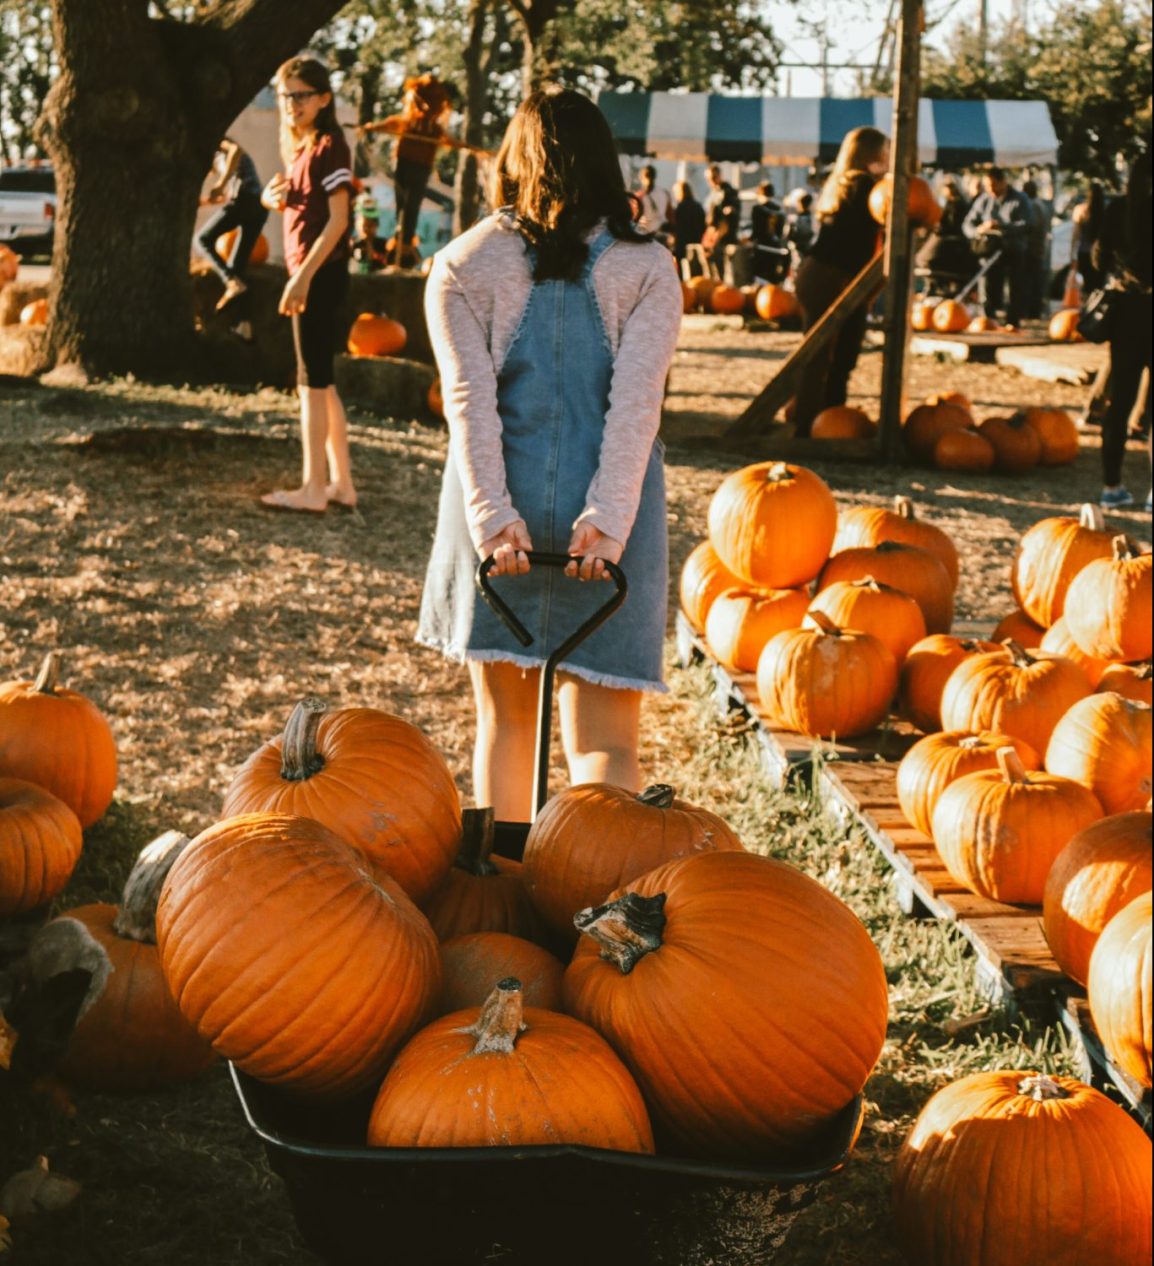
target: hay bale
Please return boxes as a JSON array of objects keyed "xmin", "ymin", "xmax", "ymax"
[
  {"xmin": 0, "ymin": 324, "xmax": 47, "ymax": 377},
  {"xmin": 335, "ymin": 353, "xmax": 437, "ymax": 420}
]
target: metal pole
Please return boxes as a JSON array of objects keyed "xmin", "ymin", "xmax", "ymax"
[{"xmin": 878, "ymin": 0, "xmax": 923, "ymax": 464}]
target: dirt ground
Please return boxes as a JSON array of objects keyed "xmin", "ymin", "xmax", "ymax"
[{"xmin": 0, "ymin": 319, "xmax": 1151, "ymax": 1264}]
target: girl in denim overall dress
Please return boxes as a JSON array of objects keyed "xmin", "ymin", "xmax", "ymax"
[{"xmin": 418, "ymin": 89, "xmax": 683, "ymax": 821}]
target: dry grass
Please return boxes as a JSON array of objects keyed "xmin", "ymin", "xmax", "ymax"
[{"xmin": 0, "ymin": 331, "xmax": 1149, "ymax": 1265}]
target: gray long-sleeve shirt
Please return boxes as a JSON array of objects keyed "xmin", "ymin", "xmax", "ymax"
[{"xmin": 962, "ymin": 188, "xmax": 1031, "ymax": 252}]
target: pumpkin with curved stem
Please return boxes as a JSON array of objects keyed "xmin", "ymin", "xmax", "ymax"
[
  {"xmin": 868, "ymin": 174, "xmax": 941, "ymax": 228},
  {"xmin": 35, "ymin": 831, "xmax": 217, "ymax": 1091},
  {"xmin": 978, "ymin": 414, "xmax": 1042, "ymax": 473},
  {"xmin": 832, "ymin": 495, "xmax": 959, "ymax": 587},
  {"xmin": 931, "ymin": 747, "xmax": 1103, "ymax": 902},
  {"xmin": 421, "ymin": 809, "xmax": 546, "ymax": 943},
  {"xmin": 437, "ymin": 933, "xmax": 564, "ymax": 1015},
  {"xmin": 898, "ymin": 635, "xmax": 1000, "ymax": 732},
  {"xmin": 707, "ymin": 462, "xmax": 837, "ymax": 589},
  {"xmin": 933, "ymin": 428, "xmax": 995, "ymax": 472},
  {"xmin": 367, "ymin": 978, "xmax": 654, "ymax": 1152},
  {"xmin": 1088, "ymin": 893, "xmax": 1153, "ymax": 1089},
  {"xmin": 940, "ymin": 640, "xmax": 1091, "ymax": 757},
  {"xmin": 818, "ymin": 540, "xmax": 954, "ymax": 634},
  {"xmin": 755, "ymin": 284, "xmax": 800, "ymax": 322},
  {"xmin": 0, "ymin": 778, "xmax": 83, "ymax": 918},
  {"xmin": 1022, "ymin": 406, "xmax": 1079, "ymax": 465},
  {"xmin": 1047, "ymin": 308, "xmax": 1082, "ymax": 341},
  {"xmin": 806, "ymin": 577, "xmax": 926, "ymax": 666},
  {"xmin": 0, "ymin": 651, "xmax": 118, "ymax": 828},
  {"xmin": 811, "ymin": 406, "xmax": 875, "ymax": 439},
  {"xmin": 1097, "ymin": 661, "xmax": 1154, "ymax": 705},
  {"xmin": 1039, "ymin": 616, "xmax": 1115, "ymax": 687},
  {"xmin": 221, "ymin": 698, "xmax": 460, "ymax": 904},
  {"xmin": 521, "ymin": 783, "xmax": 744, "ymax": 948},
  {"xmin": 1045, "ymin": 693, "xmax": 1153, "ymax": 815},
  {"xmin": 757, "ymin": 611, "xmax": 898, "ymax": 739},
  {"xmin": 931, "ymin": 299, "xmax": 971, "ymax": 333},
  {"xmin": 903, "ymin": 401, "xmax": 973, "ymax": 463},
  {"xmin": 893, "ymin": 1071, "xmax": 1152, "ymax": 1266},
  {"xmin": 897, "ymin": 731, "xmax": 1040, "ymax": 838},
  {"xmin": 1043, "ymin": 812, "xmax": 1152, "ymax": 987},
  {"xmin": 347, "ymin": 312, "xmax": 407, "ymax": 357},
  {"xmin": 1011, "ymin": 503, "xmax": 1112, "ymax": 629},
  {"xmin": 156, "ymin": 812, "xmax": 441, "ymax": 1100},
  {"xmin": 679, "ymin": 540, "xmax": 742, "ymax": 634},
  {"xmin": 563, "ymin": 851, "xmax": 888, "ymax": 1158},
  {"xmin": 704, "ymin": 585, "xmax": 810, "ymax": 673},
  {"xmin": 1064, "ymin": 535, "xmax": 1153, "ymax": 662}
]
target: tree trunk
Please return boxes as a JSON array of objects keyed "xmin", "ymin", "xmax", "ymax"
[
  {"xmin": 37, "ymin": 0, "xmax": 346, "ymax": 380},
  {"xmin": 453, "ymin": 0, "xmax": 489, "ymax": 236},
  {"xmin": 508, "ymin": 0, "xmax": 562, "ymax": 98}
]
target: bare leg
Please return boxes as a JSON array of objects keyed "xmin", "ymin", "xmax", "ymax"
[
  {"xmin": 557, "ymin": 674, "xmax": 642, "ymax": 791},
  {"xmin": 260, "ymin": 385, "xmax": 329, "ymax": 511},
  {"xmin": 322, "ymin": 386, "xmax": 357, "ymax": 506},
  {"xmin": 468, "ymin": 660, "xmax": 540, "ymax": 821}
]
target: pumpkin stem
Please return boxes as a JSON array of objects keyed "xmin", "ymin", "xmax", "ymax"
[
  {"xmin": 32, "ymin": 652, "xmax": 59, "ymax": 695},
  {"xmin": 1017, "ymin": 1073, "xmax": 1071, "ymax": 1102},
  {"xmin": 766, "ymin": 462, "xmax": 794, "ymax": 483},
  {"xmin": 855, "ymin": 575, "xmax": 882, "ymax": 592},
  {"xmin": 1079, "ymin": 503, "xmax": 1106, "ymax": 533},
  {"xmin": 636, "ymin": 784, "xmax": 676, "ymax": 809},
  {"xmin": 996, "ymin": 746, "xmax": 1029, "ymax": 784},
  {"xmin": 574, "ymin": 892, "xmax": 667, "ymax": 975},
  {"xmin": 1111, "ymin": 534, "xmax": 1140, "ymax": 562},
  {"xmin": 112, "ymin": 831, "xmax": 192, "ymax": 943},
  {"xmin": 893, "ymin": 495, "xmax": 915, "ymax": 520},
  {"xmin": 958, "ymin": 736, "xmax": 986, "ymax": 750},
  {"xmin": 280, "ymin": 699, "xmax": 327, "ymax": 781},
  {"xmin": 1001, "ymin": 639, "xmax": 1033, "ymax": 668},
  {"xmin": 875, "ymin": 540, "xmax": 907, "ymax": 554},
  {"xmin": 806, "ymin": 609, "xmax": 842, "ymax": 638},
  {"xmin": 453, "ymin": 808, "xmax": 498, "ymax": 876},
  {"xmin": 1138, "ymin": 662, "xmax": 1153, "ymax": 681},
  {"xmin": 467, "ymin": 978, "xmax": 525, "ymax": 1055}
]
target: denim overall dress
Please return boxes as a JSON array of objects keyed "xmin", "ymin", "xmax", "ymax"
[{"xmin": 417, "ymin": 229, "xmax": 668, "ymax": 691}]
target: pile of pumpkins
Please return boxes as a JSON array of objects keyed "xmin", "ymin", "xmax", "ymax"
[
  {"xmin": 681, "ymin": 274, "xmax": 802, "ymax": 326},
  {"xmin": 911, "ymin": 297, "xmax": 1085, "ymax": 346}
]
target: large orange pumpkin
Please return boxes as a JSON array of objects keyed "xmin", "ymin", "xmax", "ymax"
[
  {"xmin": 156, "ymin": 813, "xmax": 441, "ymax": 1100},
  {"xmin": 940, "ymin": 641, "xmax": 1091, "ymax": 757},
  {"xmin": 437, "ymin": 933, "xmax": 565, "ymax": 1015},
  {"xmin": 1039, "ymin": 616, "xmax": 1115, "ymax": 687},
  {"xmin": 709, "ymin": 283, "xmax": 746, "ymax": 315},
  {"xmin": 898, "ymin": 635, "xmax": 1001, "ymax": 733},
  {"xmin": 563, "ymin": 851, "xmax": 888, "ymax": 1158},
  {"xmin": 931, "ymin": 299, "xmax": 971, "ymax": 333},
  {"xmin": 990, "ymin": 608, "xmax": 1045, "ymax": 647},
  {"xmin": 818, "ymin": 540, "xmax": 955, "ymax": 634},
  {"xmin": 1064, "ymin": 535, "xmax": 1153, "ymax": 662},
  {"xmin": 0, "ymin": 777, "xmax": 83, "ymax": 918},
  {"xmin": 933, "ymin": 428, "xmax": 995, "ymax": 472},
  {"xmin": 347, "ymin": 312, "xmax": 407, "ymax": 357},
  {"xmin": 1045, "ymin": 693, "xmax": 1153, "ymax": 815},
  {"xmin": 43, "ymin": 831, "xmax": 217, "ymax": 1091},
  {"xmin": 832, "ymin": 495, "xmax": 959, "ymax": 588},
  {"xmin": 221, "ymin": 699, "xmax": 461, "ymax": 905},
  {"xmin": 707, "ymin": 462, "xmax": 838, "ymax": 589},
  {"xmin": 911, "ymin": 298, "xmax": 938, "ymax": 330},
  {"xmin": 678, "ymin": 540, "xmax": 742, "ymax": 634},
  {"xmin": 903, "ymin": 401, "xmax": 973, "ymax": 464},
  {"xmin": 806, "ymin": 577, "xmax": 926, "ymax": 665},
  {"xmin": 896, "ymin": 731, "xmax": 1040, "ymax": 838},
  {"xmin": 216, "ymin": 228, "xmax": 270, "ymax": 267},
  {"xmin": 868, "ymin": 174, "xmax": 941, "ymax": 228},
  {"xmin": 0, "ymin": 651, "xmax": 118, "ymax": 828},
  {"xmin": 757, "ymin": 611, "xmax": 898, "ymax": 739},
  {"xmin": 521, "ymin": 783, "xmax": 744, "ymax": 948},
  {"xmin": 367, "ymin": 979, "xmax": 654, "ymax": 1151},
  {"xmin": 1022, "ymin": 406, "xmax": 1079, "ymax": 465},
  {"xmin": 978, "ymin": 414, "xmax": 1042, "ymax": 473},
  {"xmin": 811, "ymin": 405, "xmax": 875, "ymax": 439},
  {"xmin": 1048, "ymin": 308, "xmax": 1082, "ymax": 341},
  {"xmin": 704, "ymin": 584, "xmax": 810, "ymax": 673},
  {"xmin": 932, "ymin": 747, "xmax": 1103, "ymax": 902},
  {"xmin": 1043, "ymin": 812, "xmax": 1153, "ymax": 986},
  {"xmin": 754, "ymin": 283, "xmax": 801, "ymax": 322},
  {"xmin": 420, "ymin": 809, "xmax": 545, "ymax": 944},
  {"xmin": 893, "ymin": 1072, "xmax": 1152, "ymax": 1266},
  {"xmin": 1011, "ymin": 503, "xmax": 1111, "ymax": 629},
  {"xmin": 1088, "ymin": 893, "xmax": 1153, "ymax": 1089},
  {"xmin": 1097, "ymin": 660, "xmax": 1154, "ymax": 705}
]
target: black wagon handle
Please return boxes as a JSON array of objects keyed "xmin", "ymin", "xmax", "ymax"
[{"xmin": 475, "ymin": 551, "xmax": 628, "ymax": 816}]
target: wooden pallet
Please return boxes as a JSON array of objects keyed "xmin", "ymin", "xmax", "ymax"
[{"xmin": 1058, "ymin": 996, "xmax": 1153, "ymax": 1133}]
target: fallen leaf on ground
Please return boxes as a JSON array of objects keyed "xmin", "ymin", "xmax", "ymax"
[{"xmin": 0, "ymin": 1156, "xmax": 82, "ymax": 1219}]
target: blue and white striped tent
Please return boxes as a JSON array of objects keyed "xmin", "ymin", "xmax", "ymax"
[{"xmin": 596, "ymin": 94, "xmax": 1059, "ymax": 169}]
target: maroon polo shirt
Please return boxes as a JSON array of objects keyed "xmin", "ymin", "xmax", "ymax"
[{"xmin": 283, "ymin": 130, "xmax": 353, "ymax": 274}]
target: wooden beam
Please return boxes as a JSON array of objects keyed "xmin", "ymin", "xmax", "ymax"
[
  {"xmin": 878, "ymin": 0, "xmax": 923, "ymax": 462},
  {"xmin": 722, "ymin": 254, "xmax": 884, "ymax": 445}
]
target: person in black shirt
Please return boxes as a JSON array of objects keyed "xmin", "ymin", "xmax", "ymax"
[
  {"xmin": 671, "ymin": 180, "xmax": 706, "ymax": 265},
  {"xmin": 703, "ymin": 164, "xmax": 740, "ymax": 261},
  {"xmin": 197, "ymin": 137, "xmax": 268, "ymax": 311},
  {"xmin": 962, "ymin": 166, "xmax": 1031, "ymax": 325},
  {"xmin": 793, "ymin": 126, "xmax": 888, "ymax": 436},
  {"xmin": 750, "ymin": 182, "xmax": 789, "ymax": 282}
]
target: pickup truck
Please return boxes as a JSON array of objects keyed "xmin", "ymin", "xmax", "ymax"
[{"xmin": 0, "ymin": 165, "xmax": 56, "ymax": 256}]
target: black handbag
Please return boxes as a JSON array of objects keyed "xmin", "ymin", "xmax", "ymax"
[{"xmin": 1077, "ymin": 286, "xmax": 1119, "ymax": 343}]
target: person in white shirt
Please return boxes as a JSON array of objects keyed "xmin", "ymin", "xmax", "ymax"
[{"xmin": 634, "ymin": 165, "xmax": 672, "ymax": 235}]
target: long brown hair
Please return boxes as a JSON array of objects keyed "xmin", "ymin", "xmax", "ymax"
[
  {"xmin": 275, "ymin": 55, "xmax": 341, "ymax": 168},
  {"xmin": 492, "ymin": 88, "xmax": 649, "ymax": 282},
  {"xmin": 816, "ymin": 125, "xmax": 889, "ymax": 220}
]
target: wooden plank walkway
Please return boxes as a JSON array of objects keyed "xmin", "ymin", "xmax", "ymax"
[{"xmin": 676, "ymin": 609, "xmax": 1151, "ymax": 1131}]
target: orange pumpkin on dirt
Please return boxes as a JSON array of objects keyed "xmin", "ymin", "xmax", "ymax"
[
  {"xmin": 216, "ymin": 228, "xmax": 270, "ymax": 267},
  {"xmin": 868, "ymin": 174, "xmax": 942, "ymax": 228},
  {"xmin": 1048, "ymin": 308, "xmax": 1082, "ymax": 342},
  {"xmin": 903, "ymin": 400, "xmax": 973, "ymax": 463},
  {"xmin": 1022, "ymin": 406, "xmax": 1079, "ymax": 465},
  {"xmin": 978, "ymin": 414, "xmax": 1042, "ymax": 473},
  {"xmin": 933, "ymin": 428, "xmax": 995, "ymax": 472},
  {"xmin": 931, "ymin": 299, "xmax": 971, "ymax": 333},
  {"xmin": 347, "ymin": 312, "xmax": 408, "ymax": 357},
  {"xmin": 911, "ymin": 298, "xmax": 938, "ymax": 331},
  {"xmin": 709, "ymin": 284, "xmax": 746, "ymax": 315},
  {"xmin": 755, "ymin": 284, "xmax": 801, "ymax": 322},
  {"xmin": 811, "ymin": 405, "xmax": 875, "ymax": 439}
]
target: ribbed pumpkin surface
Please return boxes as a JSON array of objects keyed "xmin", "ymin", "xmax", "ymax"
[
  {"xmin": 1097, "ymin": 661, "xmax": 1154, "ymax": 705},
  {"xmin": 898, "ymin": 635, "xmax": 1000, "ymax": 733},
  {"xmin": 1011, "ymin": 506, "xmax": 1112, "ymax": 628},
  {"xmin": 678, "ymin": 540, "xmax": 741, "ymax": 633},
  {"xmin": 563, "ymin": 851, "xmax": 888, "ymax": 1158},
  {"xmin": 705, "ymin": 585, "xmax": 810, "ymax": 673},
  {"xmin": 1088, "ymin": 893, "xmax": 1153, "ymax": 1089},
  {"xmin": 0, "ymin": 777, "xmax": 83, "ymax": 917},
  {"xmin": 437, "ymin": 932, "xmax": 565, "ymax": 1015},
  {"xmin": 818, "ymin": 541, "xmax": 954, "ymax": 634},
  {"xmin": 807, "ymin": 578, "xmax": 927, "ymax": 665},
  {"xmin": 1064, "ymin": 540, "xmax": 1153, "ymax": 662},
  {"xmin": 1039, "ymin": 616, "xmax": 1115, "ymax": 686},
  {"xmin": 1045, "ymin": 693, "xmax": 1153, "ymax": 815},
  {"xmin": 156, "ymin": 813, "xmax": 440, "ymax": 1099}
]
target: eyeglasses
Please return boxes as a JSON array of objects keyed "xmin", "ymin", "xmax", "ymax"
[{"xmin": 277, "ymin": 90, "xmax": 320, "ymax": 105}]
